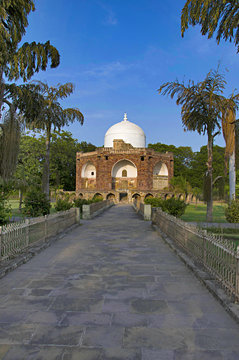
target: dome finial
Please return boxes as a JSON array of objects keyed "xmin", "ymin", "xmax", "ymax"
[{"xmin": 123, "ymin": 113, "xmax": 128, "ymax": 121}]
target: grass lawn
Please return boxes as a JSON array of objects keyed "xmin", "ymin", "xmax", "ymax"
[
  {"xmin": 205, "ymin": 227, "xmax": 239, "ymax": 243},
  {"xmin": 8, "ymin": 199, "xmax": 57, "ymax": 220},
  {"xmin": 181, "ymin": 202, "xmax": 227, "ymax": 223}
]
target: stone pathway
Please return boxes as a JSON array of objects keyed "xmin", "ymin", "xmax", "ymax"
[{"xmin": 0, "ymin": 205, "xmax": 239, "ymax": 359}]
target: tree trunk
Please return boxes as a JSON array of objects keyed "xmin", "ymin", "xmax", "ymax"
[
  {"xmin": 229, "ymin": 151, "xmax": 236, "ymax": 201},
  {"xmin": 206, "ymin": 134, "xmax": 213, "ymax": 222},
  {"xmin": 19, "ymin": 189, "xmax": 23, "ymax": 211},
  {"xmin": 42, "ymin": 125, "xmax": 51, "ymax": 200},
  {"xmin": 0, "ymin": 68, "xmax": 4, "ymax": 120}
]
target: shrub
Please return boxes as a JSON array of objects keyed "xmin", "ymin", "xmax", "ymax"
[
  {"xmin": 0, "ymin": 195, "xmax": 11, "ymax": 225},
  {"xmin": 92, "ymin": 195, "xmax": 103, "ymax": 202},
  {"xmin": 144, "ymin": 197, "xmax": 163, "ymax": 207},
  {"xmin": 162, "ymin": 197, "xmax": 187, "ymax": 217},
  {"xmin": 225, "ymin": 200, "xmax": 239, "ymax": 223},
  {"xmin": 23, "ymin": 188, "xmax": 51, "ymax": 217},
  {"xmin": 55, "ymin": 198, "xmax": 73, "ymax": 212},
  {"xmin": 145, "ymin": 196, "xmax": 187, "ymax": 217},
  {"xmin": 74, "ymin": 196, "xmax": 104, "ymax": 212}
]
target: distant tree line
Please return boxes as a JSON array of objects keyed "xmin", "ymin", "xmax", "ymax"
[
  {"xmin": 148, "ymin": 142, "xmax": 225, "ymax": 189},
  {"xmin": 14, "ymin": 131, "xmax": 238, "ymax": 198},
  {"xmin": 13, "ymin": 131, "xmax": 96, "ymax": 194}
]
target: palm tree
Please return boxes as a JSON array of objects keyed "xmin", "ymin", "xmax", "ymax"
[
  {"xmin": 181, "ymin": 0, "xmax": 239, "ymax": 52},
  {"xmin": 158, "ymin": 69, "xmax": 227, "ymax": 222},
  {"xmin": 25, "ymin": 81, "xmax": 84, "ymax": 198},
  {"xmin": 0, "ymin": 0, "xmax": 59, "ymax": 182},
  {"xmin": 221, "ymin": 101, "xmax": 239, "ymax": 200},
  {"xmin": 0, "ymin": 0, "xmax": 59, "ymax": 118},
  {"xmin": 0, "ymin": 111, "xmax": 22, "ymax": 180}
]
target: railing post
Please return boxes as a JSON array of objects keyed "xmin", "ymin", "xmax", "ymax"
[
  {"xmin": 184, "ymin": 227, "xmax": 188, "ymax": 250},
  {"xmin": 44, "ymin": 215, "xmax": 48, "ymax": 241},
  {"xmin": 76, "ymin": 208, "xmax": 80, "ymax": 225},
  {"xmin": 203, "ymin": 230, "xmax": 207, "ymax": 266},
  {"xmin": 25, "ymin": 219, "xmax": 30, "ymax": 247},
  {"xmin": 236, "ymin": 246, "xmax": 239, "ymax": 302}
]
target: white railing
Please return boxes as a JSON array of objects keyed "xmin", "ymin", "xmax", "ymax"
[
  {"xmin": 152, "ymin": 208, "xmax": 239, "ymax": 302},
  {"xmin": 0, "ymin": 208, "xmax": 80, "ymax": 262}
]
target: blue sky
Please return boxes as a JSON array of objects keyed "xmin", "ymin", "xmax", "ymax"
[{"xmin": 22, "ymin": 0, "xmax": 239, "ymax": 151}]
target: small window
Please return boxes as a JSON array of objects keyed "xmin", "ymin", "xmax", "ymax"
[
  {"xmin": 91, "ymin": 172, "xmax": 94, "ymax": 176},
  {"xmin": 105, "ymin": 156, "xmax": 108, "ymax": 160},
  {"xmin": 141, "ymin": 156, "xmax": 144, "ymax": 161},
  {"xmin": 122, "ymin": 169, "xmax": 127, "ymax": 177}
]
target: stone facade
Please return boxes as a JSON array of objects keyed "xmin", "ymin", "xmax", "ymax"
[{"xmin": 76, "ymin": 140, "xmax": 174, "ymax": 203}]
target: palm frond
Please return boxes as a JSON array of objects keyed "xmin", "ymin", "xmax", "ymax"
[{"xmin": 181, "ymin": 0, "xmax": 239, "ymax": 51}]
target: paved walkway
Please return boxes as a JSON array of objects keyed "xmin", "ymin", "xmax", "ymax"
[{"xmin": 0, "ymin": 205, "xmax": 239, "ymax": 359}]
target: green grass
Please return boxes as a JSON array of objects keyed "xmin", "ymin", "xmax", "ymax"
[
  {"xmin": 8, "ymin": 199, "xmax": 57, "ymax": 220},
  {"xmin": 205, "ymin": 227, "xmax": 239, "ymax": 243},
  {"xmin": 8, "ymin": 199, "xmax": 24, "ymax": 219},
  {"xmin": 181, "ymin": 202, "xmax": 227, "ymax": 223}
]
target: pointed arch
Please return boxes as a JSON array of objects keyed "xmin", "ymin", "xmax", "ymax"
[{"xmin": 81, "ymin": 162, "xmax": 96, "ymax": 178}]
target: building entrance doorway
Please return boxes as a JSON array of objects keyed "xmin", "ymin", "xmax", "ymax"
[{"xmin": 119, "ymin": 192, "xmax": 128, "ymax": 202}]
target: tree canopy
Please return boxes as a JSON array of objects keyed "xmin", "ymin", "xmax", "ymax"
[{"xmin": 15, "ymin": 131, "xmax": 95, "ymax": 192}]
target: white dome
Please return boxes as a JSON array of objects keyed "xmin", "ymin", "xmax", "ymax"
[{"xmin": 104, "ymin": 113, "xmax": 146, "ymax": 148}]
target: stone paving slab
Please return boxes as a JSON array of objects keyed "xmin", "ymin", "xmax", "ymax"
[{"xmin": 0, "ymin": 204, "xmax": 239, "ymax": 359}]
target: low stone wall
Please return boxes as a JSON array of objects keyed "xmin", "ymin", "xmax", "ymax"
[
  {"xmin": 82, "ymin": 200, "xmax": 114, "ymax": 220},
  {"xmin": 132, "ymin": 200, "xmax": 151, "ymax": 220}
]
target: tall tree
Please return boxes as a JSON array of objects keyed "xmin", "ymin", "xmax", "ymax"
[
  {"xmin": 50, "ymin": 131, "xmax": 80, "ymax": 191},
  {"xmin": 190, "ymin": 145, "xmax": 225, "ymax": 189},
  {"xmin": 158, "ymin": 69, "xmax": 227, "ymax": 221},
  {"xmin": 25, "ymin": 82, "xmax": 84, "ymax": 198},
  {"xmin": 221, "ymin": 102, "xmax": 239, "ymax": 200},
  {"xmin": 0, "ymin": 0, "xmax": 60, "ymax": 180},
  {"xmin": 181, "ymin": 0, "xmax": 239, "ymax": 52}
]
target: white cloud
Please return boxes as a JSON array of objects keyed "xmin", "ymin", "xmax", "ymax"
[
  {"xmin": 98, "ymin": 2, "xmax": 118, "ymax": 26},
  {"xmin": 83, "ymin": 61, "xmax": 132, "ymax": 78}
]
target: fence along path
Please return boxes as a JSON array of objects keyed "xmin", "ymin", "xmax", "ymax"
[
  {"xmin": 0, "ymin": 208, "xmax": 79, "ymax": 261},
  {"xmin": 152, "ymin": 208, "xmax": 239, "ymax": 302},
  {"xmin": 0, "ymin": 204, "xmax": 239, "ymax": 359}
]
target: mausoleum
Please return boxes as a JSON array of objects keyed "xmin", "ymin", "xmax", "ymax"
[{"xmin": 76, "ymin": 114, "xmax": 174, "ymax": 202}]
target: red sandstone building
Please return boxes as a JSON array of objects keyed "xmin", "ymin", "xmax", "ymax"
[{"xmin": 76, "ymin": 114, "xmax": 174, "ymax": 202}]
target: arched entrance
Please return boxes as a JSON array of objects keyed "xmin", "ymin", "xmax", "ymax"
[
  {"xmin": 81, "ymin": 162, "xmax": 97, "ymax": 189},
  {"xmin": 119, "ymin": 192, "xmax": 128, "ymax": 202},
  {"xmin": 93, "ymin": 193, "xmax": 103, "ymax": 201},
  {"xmin": 145, "ymin": 193, "xmax": 154, "ymax": 200},
  {"xmin": 153, "ymin": 162, "xmax": 168, "ymax": 190},
  {"xmin": 112, "ymin": 159, "xmax": 137, "ymax": 191},
  {"xmin": 107, "ymin": 193, "xmax": 116, "ymax": 202},
  {"xmin": 132, "ymin": 193, "xmax": 141, "ymax": 206}
]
